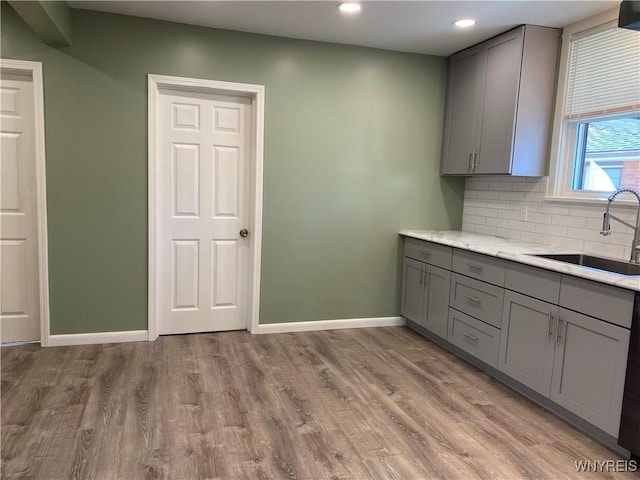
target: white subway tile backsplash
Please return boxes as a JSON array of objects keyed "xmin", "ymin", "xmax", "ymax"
[
  {"xmin": 475, "ymin": 207, "xmax": 498, "ymax": 217},
  {"xmin": 524, "ymin": 191, "xmax": 545, "ymax": 203},
  {"xmin": 535, "ymin": 223, "xmax": 568, "ymax": 237},
  {"xmin": 476, "ymin": 190, "xmax": 501, "ymax": 200},
  {"xmin": 511, "ymin": 182, "xmax": 541, "ymax": 192},
  {"xmin": 520, "ymin": 231, "xmax": 549, "ymax": 245},
  {"xmin": 508, "ymin": 220, "xmax": 537, "ymax": 233},
  {"xmin": 583, "ymin": 241, "xmax": 625, "ymax": 259},
  {"xmin": 526, "ymin": 212, "xmax": 552, "ymax": 224},
  {"xmin": 551, "ymin": 214, "xmax": 587, "ymax": 228},
  {"xmin": 497, "ymin": 228, "xmax": 521, "ymax": 240},
  {"xmin": 497, "ymin": 209, "xmax": 521, "ymax": 220},
  {"xmin": 569, "ymin": 205, "xmax": 606, "ymax": 218},
  {"xmin": 464, "ymin": 189, "xmax": 479, "ymax": 199},
  {"xmin": 461, "ymin": 175, "xmax": 635, "ymax": 262},
  {"xmin": 538, "ymin": 203, "xmax": 571, "ymax": 215},
  {"xmin": 474, "ymin": 225, "xmax": 498, "ymax": 235},
  {"xmin": 499, "ymin": 191, "xmax": 525, "ymax": 201},
  {"xmin": 549, "ymin": 235, "xmax": 584, "ymax": 251},
  {"xmin": 469, "ymin": 181, "xmax": 490, "ymax": 191},
  {"xmin": 486, "ymin": 217, "xmax": 510, "ymax": 228},
  {"xmin": 463, "ymin": 214, "xmax": 487, "ymax": 225},
  {"xmin": 489, "ymin": 182, "xmax": 512, "ymax": 191}
]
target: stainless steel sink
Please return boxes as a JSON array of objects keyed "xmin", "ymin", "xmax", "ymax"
[{"xmin": 530, "ymin": 253, "xmax": 640, "ymax": 276}]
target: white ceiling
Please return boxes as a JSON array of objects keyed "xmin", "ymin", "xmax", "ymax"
[{"xmin": 68, "ymin": 1, "xmax": 620, "ymax": 56}]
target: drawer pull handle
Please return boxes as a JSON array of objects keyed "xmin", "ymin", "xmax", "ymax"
[
  {"xmin": 463, "ymin": 332, "xmax": 478, "ymax": 343},
  {"xmin": 466, "ymin": 263, "xmax": 483, "ymax": 272},
  {"xmin": 465, "ymin": 295, "xmax": 481, "ymax": 304},
  {"xmin": 419, "ymin": 250, "xmax": 431, "ymax": 257},
  {"xmin": 556, "ymin": 317, "xmax": 563, "ymax": 344},
  {"xmin": 547, "ymin": 312, "xmax": 554, "ymax": 337}
]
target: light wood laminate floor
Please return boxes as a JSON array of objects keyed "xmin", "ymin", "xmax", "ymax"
[{"xmin": 2, "ymin": 327, "xmax": 638, "ymax": 479}]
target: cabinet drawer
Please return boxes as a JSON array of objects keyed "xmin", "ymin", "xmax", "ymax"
[
  {"xmin": 450, "ymin": 273, "xmax": 504, "ymax": 328},
  {"xmin": 447, "ymin": 308, "xmax": 501, "ymax": 368},
  {"xmin": 452, "ymin": 249, "xmax": 506, "ymax": 286},
  {"xmin": 559, "ymin": 276, "xmax": 633, "ymax": 329},
  {"xmin": 404, "ymin": 238, "xmax": 452, "ymax": 270},
  {"xmin": 505, "ymin": 262, "xmax": 561, "ymax": 304}
]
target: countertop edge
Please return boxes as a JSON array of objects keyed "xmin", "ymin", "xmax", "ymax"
[{"xmin": 400, "ymin": 230, "xmax": 640, "ymax": 292}]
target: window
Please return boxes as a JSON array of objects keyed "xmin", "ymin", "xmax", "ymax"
[{"xmin": 547, "ymin": 10, "xmax": 640, "ymax": 202}]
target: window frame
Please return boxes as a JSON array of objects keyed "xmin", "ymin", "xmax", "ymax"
[{"xmin": 545, "ymin": 7, "xmax": 639, "ymax": 206}]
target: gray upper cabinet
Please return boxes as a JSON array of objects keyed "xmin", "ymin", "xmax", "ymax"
[{"xmin": 441, "ymin": 25, "xmax": 560, "ymax": 176}]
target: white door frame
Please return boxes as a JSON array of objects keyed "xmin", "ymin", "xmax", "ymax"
[
  {"xmin": 0, "ymin": 59, "xmax": 50, "ymax": 346},
  {"xmin": 148, "ymin": 74, "xmax": 264, "ymax": 339}
]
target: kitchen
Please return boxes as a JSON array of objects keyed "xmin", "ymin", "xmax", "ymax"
[{"xmin": 1, "ymin": 1, "xmax": 639, "ymax": 478}]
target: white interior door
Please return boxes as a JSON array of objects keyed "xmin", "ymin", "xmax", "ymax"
[
  {"xmin": 0, "ymin": 71, "xmax": 40, "ymax": 342},
  {"xmin": 158, "ymin": 89, "xmax": 251, "ymax": 335}
]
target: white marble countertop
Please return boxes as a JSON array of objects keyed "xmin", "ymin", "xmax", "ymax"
[{"xmin": 400, "ymin": 230, "xmax": 640, "ymax": 292}]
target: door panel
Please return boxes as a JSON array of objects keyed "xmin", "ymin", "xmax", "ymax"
[
  {"xmin": 0, "ymin": 72, "xmax": 39, "ymax": 342},
  {"xmin": 441, "ymin": 48, "xmax": 481, "ymax": 174},
  {"xmin": 475, "ymin": 30, "xmax": 523, "ymax": 173},
  {"xmin": 401, "ymin": 257, "xmax": 425, "ymax": 325},
  {"xmin": 551, "ymin": 308, "xmax": 630, "ymax": 437},
  {"xmin": 158, "ymin": 90, "xmax": 251, "ymax": 334},
  {"xmin": 424, "ymin": 265, "xmax": 450, "ymax": 339},
  {"xmin": 498, "ymin": 291, "xmax": 557, "ymax": 396}
]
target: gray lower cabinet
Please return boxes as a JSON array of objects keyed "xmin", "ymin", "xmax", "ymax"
[
  {"xmin": 499, "ymin": 291, "xmax": 557, "ymax": 396},
  {"xmin": 500, "ymin": 290, "xmax": 631, "ymax": 437},
  {"xmin": 550, "ymin": 308, "xmax": 630, "ymax": 437},
  {"xmin": 401, "ymin": 257, "xmax": 450, "ymax": 339},
  {"xmin": 401, "ymin": 237, "xmax": 634, "ymax": 442},
  {"xmin": 401, "ymin": 257, "xmax": 426, "ymax": 324}
]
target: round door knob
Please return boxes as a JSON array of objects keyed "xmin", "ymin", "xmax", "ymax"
[{"xmin": 239, "ymin": 228, "xmax": 249, "ymax": 238}]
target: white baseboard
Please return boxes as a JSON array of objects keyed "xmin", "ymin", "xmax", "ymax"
[
  {"xmin": 46, "ymin": 330, "xmax": 149, "ymax": 347},
  {"xmin": 257, "ymin": 316, "xmax": 405, "ymax": 334},
  {"xmin": 43, "ymin": 317, "xmax": 405, "ymax": 345}
]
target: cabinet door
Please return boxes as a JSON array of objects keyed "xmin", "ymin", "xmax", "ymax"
[
  {"xmin": 498, "ymin": 291, "xmax": 557, "ymax": 397},
  {"xmin": 423, "ymin": 265, "xmax": 451, "ymax": 339},
  {"xmin": 474, "ymin": 28, "xmax": 523, "ymax": 174},
  {"xmin": 401, "ymin": 257, "xmax": 425, "ymax": 325},
  {"xmin": 551, "ymin": 308, "xmax": 630, "ymax": 437},
  {"xmin": 441, "ymin": 47, "xmax": 482, "ymax": 174}
]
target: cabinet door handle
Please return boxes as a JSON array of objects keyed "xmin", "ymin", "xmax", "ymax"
[
  {"xmin": 419, "ymin": 268, "xmax": 424, "ymax": 285},
  {"xmin": 467, "ymin": 152, "xmax": 472, "ymax": 171},
  {"xmin": 463, "ymin": 332, "xmax": 478, "ymax": 343},
  {"xmin": 556, "ymin": 317, "xmax": 563, "ymax": 344},
  {"xmin": 466, "ymin": 263, "xmax": 483, "ymax": 272},
  {"xmin": 547, "ymin": 312, "xmax": 554, "ymax": 337},
  {"xmin": 465, "ymin": 295, "xmax": 481, "ymax": 304},
  {"xmin": 472, "ymin": 150, "xmax": 478, "ymax": 169},
  {"xmin": 419, "ymin": 250, "xmax": 430, "ymax": 258}
]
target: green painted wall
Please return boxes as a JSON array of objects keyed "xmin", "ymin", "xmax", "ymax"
[{"xmin": 1, "ymin": 4, "xmax": 464, "ymax": 334}]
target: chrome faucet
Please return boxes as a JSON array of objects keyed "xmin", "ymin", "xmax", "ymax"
[{"xmin": 600, "ymin": 187, "xmax": 640, "ymax": 264}]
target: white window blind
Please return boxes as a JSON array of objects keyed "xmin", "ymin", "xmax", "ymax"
[{"xmin": 565, "ymin": 23, "xmax": 640, "ymax": 120}]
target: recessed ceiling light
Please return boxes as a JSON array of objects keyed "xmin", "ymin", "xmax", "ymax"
[
  {"xmin": 453, "ymin": 18, "xmax": 477, "ymax": 28},
  {"xmin": 338, "ymin": 2, "xmax": 362, "ymax": 14}
]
